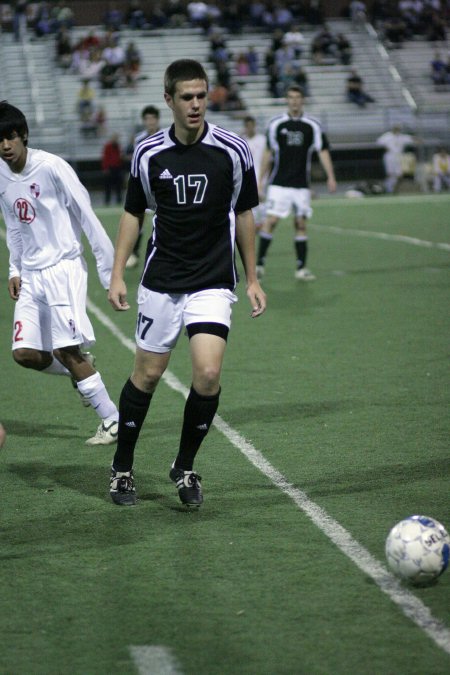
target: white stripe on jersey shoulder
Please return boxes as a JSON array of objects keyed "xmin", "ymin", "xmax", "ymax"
[
  {"xmin": 301, "ymin": 113, "xmax": 323, "ymax": 130},
  {"xmin": 209, "ymin": 124, "xmax": 254, "ymax": 170},
  {"xmin": 131, "ymin": 129, "xmax": 169, "ymax": 175}
]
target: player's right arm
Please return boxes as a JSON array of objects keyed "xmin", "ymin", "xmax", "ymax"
[
  {"xmin": 8, "ymin": 276, "xmax": 21, "ymax": 301},
  {"xmin": 108, "ymin": 210, "xmax": 142, "ymax": 311}
]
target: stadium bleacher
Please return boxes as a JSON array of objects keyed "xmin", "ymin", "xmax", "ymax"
[{"xmin": 0, "ymin": 17, "xmax": 448, "ymax": 173}]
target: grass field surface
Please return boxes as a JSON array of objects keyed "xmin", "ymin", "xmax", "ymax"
[{"xmin": 0, "ymin": 194, "xmax": 449, "ymax": 675}]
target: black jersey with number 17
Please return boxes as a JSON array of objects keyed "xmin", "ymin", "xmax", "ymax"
[
  {"xmin": 125, "ymin": 121, "xmax": 258, "ymax": 294},
  {"xmin": 266, "ymin": 113, "xmax": 330, "ymax": 189}
]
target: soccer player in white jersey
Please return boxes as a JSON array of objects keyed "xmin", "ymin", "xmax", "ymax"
[
  {"xmin": 0, "ymin": 100, "xmax": 119, "ymax": 445},
  {"xmin": 257, "ymin": 85, "xmax": 337, "ymax": 281},
  {"xmin": 107, "ymin": 59, "xmax": 267, "ymax": 507},
  {"xmin": 376, "ymin": 125, "xmax": 415, "ymax": 194}
]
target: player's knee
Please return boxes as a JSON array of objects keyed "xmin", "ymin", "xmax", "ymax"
[
  {"xmin": 13, "ymin": 348, "xmax": 42, "ymax": 369},
  {"xmin": 193, "ymin": 366, "xmax": 221, "ymax": 395}
]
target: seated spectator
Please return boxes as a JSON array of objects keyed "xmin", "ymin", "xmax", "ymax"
[
  {"xmin": 283, "ymin": 24, "xmax": 305, "ymax": 59},
  {"xmin": 52, "ymin": 1, "xmax": 74, "ymax": 31},
  {"xmin": 76, "ymin": 79, "xmax": 96, "ymax": 119},
  {"xmin": 235, "ymin": 52, "xmax": 250, "ymax": 77},
  {"xmin": 208, "ymin": 83, "xmax": 229, "ymax": 111},
  {"xmin": 346, "ymin": 68, "xmax": 375, "ymax": 107},
  {"xmin": 336, "ymin": 33, "xmax": 352, "ymax": 65},
  {"xmin": 103, "ymin": 1, "xmax": 123, "ymax": 31},
  {"xmin": 350, "ymin": 0, "xmax": 367, "ymax": 25},
  {"xmin": 33, "ymin": 1, "xmax": 53, "ymax": 38},
  {"xmin": 427, "ymin": 11, "xmax": 447, "ymax": 42},
  {"xmin": 383, "ymin": 16, "xmax": 407, "ymax": 47},
  {"xmin": 99, "ymin": 62, "xmax": 121, "ymax": 89},
  {"xmin": 225, "ymin": 82, "xmax": 246, "ymax": 112},
  {"xmin": 78, "ymin": 47, "xmax": 106, "ymax": 81},
  {"xmin": 273, "ymin": 4, "xmax": 293, "ymax": 31},
  {"xmin": 432, "ymin": 147, "xmax": 450, "ymax": 192},
  {"xmin": 147, "ymin": 2, "xmax": 169, "ymax": 29},
  {"xmin": 126, "ymin": 0, "xmax": 148, "ymax": 30},
  {"xmin": 283, "ymin": 64, "xmax": 310, "ymax": 97},
  {"xmin": 55, "ymin": 25, "xmax": 73, "ymax": 68},
  {"xmin": 311, "ymin": 24, "xmax": 338, "ymax": 64},
  {"xmin": 246, "ymin": 46, "xmax": 259, "ymax": 75},
  {"xmin": 123, "ymin": 40, "xmax": 142, "ymax": 87},
  {"xmin": 430, "ymin": 51, "xmax": 448, "ymax": 86},
  {"xmin": 187, "ymin": 1, "xmax": 209, "ymax": 30}
]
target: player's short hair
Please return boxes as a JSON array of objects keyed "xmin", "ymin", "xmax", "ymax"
[
  {"xmin": 244, "ymin": 115, "xmax": 256, "ymax": 124},
  {"xmin": 164, "ymin": 59, "xmax": 209, "ymax": 97},
  {"xmin": 141, "ymin": 105, "xmax": 160, "ymax": 119},
  {"xmin": 0, "ymin": 100, "xmax": 29, "ymax": 145},
  {"xmin": 285, "ymin": 84, "xmax": 305, "ymax": 97}
]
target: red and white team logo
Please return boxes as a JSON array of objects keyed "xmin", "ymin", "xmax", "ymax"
[
  {"xmin": 13, "ymin": 198, "xmax": 36, "ymax": 224},
  {"xmin": 30, "ymin": 183, "xmax": 40, "ymax": 198}
]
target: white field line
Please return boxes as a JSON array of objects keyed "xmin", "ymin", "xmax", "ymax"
[
  {"xmin": 311, "ymin": 223, "xmax": 450, "ymax": 252},
  {"xmin": 129, "ymin": 646, "xmax": 183, "ymax": 675},
  {"xmin": 86, "ymin": 299, "xmax": 450, "ymax": 658}
]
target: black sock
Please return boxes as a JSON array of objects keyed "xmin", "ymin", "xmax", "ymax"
[
  {"xmin": 257, "ymin": 233, "xmax": 273, "ymax": 266},
  {"xmin": 294, "ymin": 237, "xmax": 308, "ymax": 269},
  {"xmin": 113, "ymin": 378, "xmax": 152, "ymax": 472},
  {"xmin": 174, "ymin": 386, "xmax": 220, "ymax": 471}
]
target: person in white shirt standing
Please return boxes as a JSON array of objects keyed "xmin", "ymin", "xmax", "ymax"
[
  {"xmin": 0, "ymin": 100, "xmax": 119, "ymax": 445},
  {"xmin": 241, "ymin": 115, "xmax": 267, "ymax": 229},
  {"xmin": 376, "ymin": 125, "xmax": 414, "ymax": 194},
  {"xmin": 432, "ymin": 147, "xmax": 450, "ymax": 193}
]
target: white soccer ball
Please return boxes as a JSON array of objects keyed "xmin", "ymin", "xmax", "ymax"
[{"xmin": 385, "ymin": 515, "xmax": 450, "ymax": 585}]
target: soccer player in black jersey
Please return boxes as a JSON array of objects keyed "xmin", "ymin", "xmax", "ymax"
[
  {"xmin": 257, "ymin": 85, "xmax": 337, "ymax": 281},
  {"xmin": 108, "ymin": 59, "xmax": 266, "ymax": 507}
]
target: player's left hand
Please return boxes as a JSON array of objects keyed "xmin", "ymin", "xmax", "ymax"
[
  {"xmin": 328, "ymin": 177, "xmax": 337, "ymax": 193},
  {"xmin": 108, "ymin": 278, "xmax": 130, "ymax": 311},
  {"xmin": 247, "ymin": 281, "xmax": 267, "ymax": 318}
]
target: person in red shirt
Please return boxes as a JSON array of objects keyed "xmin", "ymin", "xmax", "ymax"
[{"xmin": 101, "ymin": 133, "xmax": 123, "ymax": 205}]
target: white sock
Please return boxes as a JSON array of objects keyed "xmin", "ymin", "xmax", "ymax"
[
  {"xmin": 42, "ymin": 358, "xmax": 71, "ymax": 376},
  {"xmin": 76, "ymin": 372, "xmax": 119, "ymax": 421}
]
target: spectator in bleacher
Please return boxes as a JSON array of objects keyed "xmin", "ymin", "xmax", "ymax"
[
  {"xmin": 126, "ymin": 0, "xmax": 148, "ymax": 30},
  {"xmin": 336, "ymin": 33, "xmax": 352, "ymax": 65},
  {"xmin": 430, "ymin": 51, "xmax": 448, "ymax": 86},
  {"xmin": 279, "ymin": 64, "xmax": 310, "ymax": 97},
  {"xmin": 13, "ymin": 0, "xmax": 28, "ymax": 42},
  {"xmin": 208, "ymin": 82, "xmax": 230, "ymax": 111},
  {"xmin": 51, "ymin": 1, "xmax": 74, "ymax": 31},
  {"xmin": 225, "ymin": 82, "xmax": 246, "ymax": 112},
  {"xmin": 247, "ymin": 46, "xmax": 259, "ymax": 75},
  {"xmin": 376, "ymin": 125, "xmax": 415, "ymax": 193},
  {"xmin": 235, "ymin": 52, "xmax": 250, "ymax": 77},
  {"xmin": 76, "ymin": 79, "xmax": 96, "ymax": 119},
  {"xmin": 101, "ymin": 133, "xmax": 124, "ymax": 205},
  {"xmin": 311, "ymin": 24, "xmax": 338, "ymax": 64},
  {"xmin": 432, "ymin": 147, "xmax": 450, "ymax": 192},
  {"xmin": 273, "ymin": 3, "xmax": 294, "ymax": 31},
  {"xmin": 346, "ymin": 68, "xmax": 375, "ymax": 107},
  {"xmin": 33, "ymin": 1, "xmax": 53, "ymax": 38},
  {"xmin": 283, "ymin": 25, "xmax": 306, "ymax": 60},
  {"xmin": 383, "ymin": 15, "xmax": 407, "ymax": 47},
  {"xmin": 123, "ymin": 40, "xmax": 142, "ymax": 87},
  {"xmin": 78, "ymin": 47, "xmax": 106, "ymax": 82},
  {"xmin": 147, "ymin": 2, "xmax": 169, "ymax": 29},
  {"xmin": 350, "ymin": 0, "xmax": 367, "ymax": 26},
  {"xmin": 55, "ymin": 25, "xmax": 73, "ymax": 69},
  {"xmin": 103, "ymin": 1, "xmax": 124, "ymax": 32},
  {"xmin": 248, "ymin": 1, "xmax": 265, "ymax": 28},
  {"xmin": 426, "ymin": 10, "xmax": 447, "ymax": 42},
  {"xmin": 187, "ymin": 0, "xmax": 209, "ymax": 30}
]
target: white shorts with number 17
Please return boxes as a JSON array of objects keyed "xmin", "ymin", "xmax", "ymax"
[{"xmin": 135, "ymin": 286, "xmax": 238, "ymax": 353}]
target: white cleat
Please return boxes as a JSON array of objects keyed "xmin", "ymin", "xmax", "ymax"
[
  {"xmin": 295, "ymin": 267, "xmax": 316, "ymax": 281},
  {"xmin": 86, "ymin": 420, "xmax": 119, "ymax": 446}
]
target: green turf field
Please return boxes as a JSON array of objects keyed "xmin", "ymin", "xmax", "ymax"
[{"xmin": 1, "ymin": 194, "xmax": 449, "ymax": 675}]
